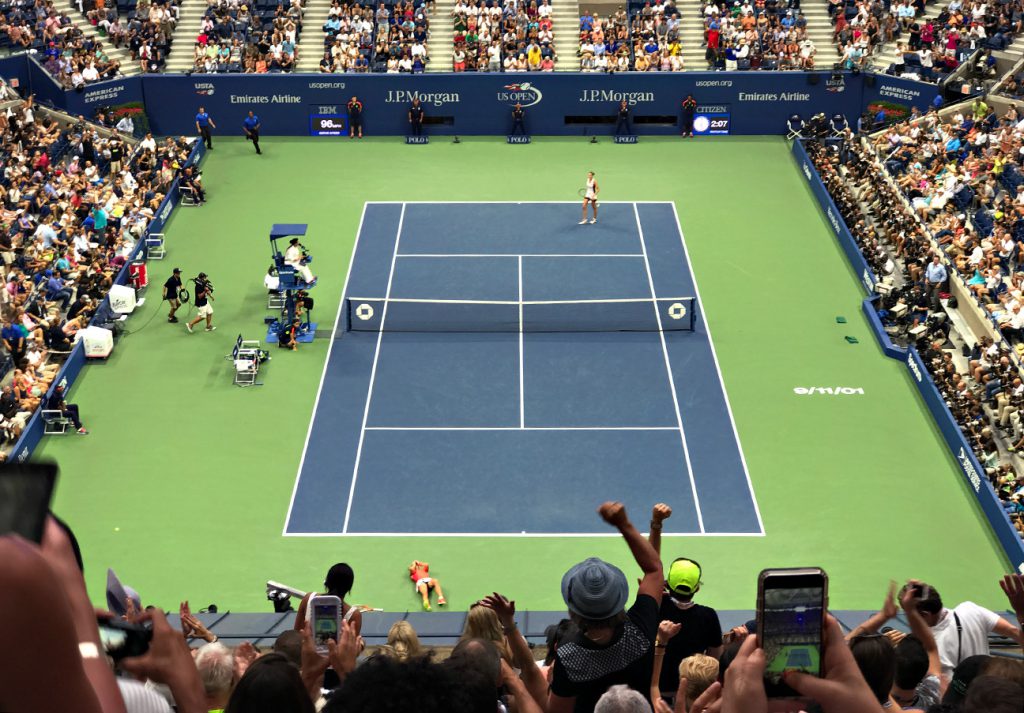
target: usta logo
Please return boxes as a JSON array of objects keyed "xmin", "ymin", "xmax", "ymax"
[
  {"xmin": 194, "ymin": 83, "xmax": 215, "ymax": 96},
  {"xmin": 498, "ymin": 82, "xmax": 543, "ymax": 108}
]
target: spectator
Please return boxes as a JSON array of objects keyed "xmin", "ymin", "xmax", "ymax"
[
  {"xmin": 548, "ymin": 502, "xmax": 664, "ymax": 712},
  {"xmin": 194, "ymin": 642, "xmax": 236, "ymax": 711},
  {"xmin": 380, "ymin": 620, "xmax": 423, "ymax": 661},
  {"xmin": 47, "ymin": 383, "xmax": 88, "ymax": 434}
]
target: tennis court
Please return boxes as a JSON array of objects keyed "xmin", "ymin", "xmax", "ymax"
[{"xmin": 284, "ymin": 201, "xmax": 762, "ymax": 536}]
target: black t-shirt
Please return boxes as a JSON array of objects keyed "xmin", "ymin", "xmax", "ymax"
[
  {"xmin": 409, "ymin": 105, "xmax": 424, "ymax": 122},
  {"xmin": 656, "ymin": 599, "xmax": 722, "ymax": 695},
  {"xmin": 513, "ymin": 107, "xmax": 524, "ymax": 120},
  {"xmin": 348, "ymin": 101, "xmax": 363, "ymax": 119},
  {"xmin": 109, "ymin": 142, "xmax": 124, "ymax": 162},
  {"xmin": 619, "ymin": 106, "xmax": 629, "ymax": 118},
  {"xmin": 195, "ymin": 282, "xmax": 209, "ymax": 307},
  {"xmin": 164, "ymin": 275, "xmax": 181, "ymax": 298},
  {"xmin": 551, "ymin": 594, "xmax": 659, "ymax": 713}
]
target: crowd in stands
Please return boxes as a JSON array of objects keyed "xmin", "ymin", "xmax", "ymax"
[
  {"xmin": 7, "ymin": 5, "xmax": 124, "ymax": 88},
  {"xmin": 830, "ymin": 0, "xmax": 1018, "ymax": 82},
  {"xmin": 8, "ymin": 499, "xmax": 1024, "ymax": 712},
  {"xmin": 451, "ymin": 0, "xmax": 556, "ymax": 73},
  {"xmin": 189, "ymin": 0, "xmax": 304, "ymax": 73},
  {"xmin": 630, "ymin": 2, "xmax": 684, "ymax": 72},
  {"xmin": 367, "ymin": 1, "xmax": 431, "ymax": 73},
  {"xmin": 0, "ymin": 93, "xmax": 197, "ymax": 452},
  {"xmin": 579, "ymin": 8, "xmax": 630, "ymax": 72},
  {"xmin": 804, "ymin": 94, "xmax": 1024, "ymax": 541},
  {"xmin": 318, "ymin": 1, "xmax": 373, "ymax": 73},
  {"xmin": 700, "ymin": 0, "xmax": 817, "ymax": 71},
  {"xmin": 84, "ymin": 0, "xmax": 180, "ymax": 73}
]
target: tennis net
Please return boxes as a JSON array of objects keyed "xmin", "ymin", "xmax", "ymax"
[{"xmin": 342, "ymin": 296, "xmax": 697, "ymax": 333}]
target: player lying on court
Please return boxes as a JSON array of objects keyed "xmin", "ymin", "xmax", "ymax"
[
  {"xmin": 409, "ymin": 560, "xmax": 447, "ymax": 611},
  {"xmin": 579, "ymin": 171, "xmax": 599, "ymax": 225}
]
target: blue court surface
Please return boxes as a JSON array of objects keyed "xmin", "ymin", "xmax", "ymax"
[{"xmin": 284, "ymin": 202, "xmax": 763, "ymax": 536}]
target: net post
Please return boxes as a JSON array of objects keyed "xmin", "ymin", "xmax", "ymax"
[{"xmin": 689, "ymin": 297, "xmax": 697, "ymax": 332}]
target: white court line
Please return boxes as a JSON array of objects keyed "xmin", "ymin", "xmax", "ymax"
[
  {"xmin": 669, "ymin": 202, "xmax": 766, "ymax": 536},
  {"xmin": 284, "ymin": 531, "xmax": 766, "ymax": 538},
  {"xmin": 341, "ymin": 203, "xmax": 407, "ymax": 534},
  {"xmin": 518, "ymin": 255, "xmax": 525, "ymax": 428},
  {"xmin": 364, "ymin": 426, "xmax": 680, "ymax": 431},
  {"xmin": 365, "ymin": 200, "xmax": 639, "ymax": 205},
  {"xmin": 347, "ymin": 296, "xmax": 693, "ymax": 306},
  {"xmin": 282, "ymin": 204, "xmax": 369, "ymax": 536},
  {"xmin": 634, "ymin": 203, "xmax": 705, "ymax": 534},
  {"xmin": 397, "ymin": 254, "xmax": 646, "ymax": 258}
]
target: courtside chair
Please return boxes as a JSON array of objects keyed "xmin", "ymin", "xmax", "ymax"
[
  {"xmin": 145, "ymin": 233, "xmax": 166, "ymax": 260},
  {"xmin": 786, "ymin": 114, "xmax": 805, "ymax": 140},
  {"xmin": 41, "ymin": 409, "xmax": 73, "ymax": 435},
  {"xmin": 830, "ymin": 113, "xmax": 848, "ymax": 136}
]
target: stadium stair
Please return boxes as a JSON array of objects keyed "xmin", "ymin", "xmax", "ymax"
[
  {"xmin": 426, "ymin": 0, "xmax": 454, "ymax": 72},
  {"xmin": 294, "ymin": 0, "xmax": 334, "ymax": 71},
  {"xmin": 165, "ymin": 0, "xmax": 207, "ymax": 73},
  {"xmin": 801, "ymin": 0, "xmax": 838, "ymax": 67},
  {"xmin": 675, "ymin": 0, "xmax": 708, "ymax": 70},
  {"xmin": 66, "ymin": 0, "xmax": 139, "ymax": 76},
  {"xmin": 552, "ymin": 0, "xmax": 579, "ymax": 71}
]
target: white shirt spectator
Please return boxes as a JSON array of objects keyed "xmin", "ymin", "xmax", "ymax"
[{"xmin": 932, "ymin": 602, "xmax": 1003, "ymax": 677}]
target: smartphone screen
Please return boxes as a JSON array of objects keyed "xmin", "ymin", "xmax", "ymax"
[
  {"xmin": 758, "ymin": 568, "xmax": 827, "ymax": 698},
  {"xmin": 98, "ymin": 620, "xmax": 152, "ymax": 661},
  {"xmin": 0, "ymin": 462, "xmax": 58, "ymax": 543},
  {"xmin": 312, "ymin": 600, "xmax": 340, "ymax": 649}
]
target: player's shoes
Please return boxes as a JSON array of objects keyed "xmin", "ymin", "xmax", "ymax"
[
  {"xmin": 578, "ymin": 219, "xmax": 587, "ymax": 225},
  {"xmin": 206, "ymin": 326, "xmax": 217, "ymax": 332},
  {"xmin": 186, "ymin": 323, "xmax": 193, "ymax": 333},
  {"xmin": 589, "ymin": 219, "xmax": 597, "ymax": 224},
  {"xmin": 423, "ymin": 602, "xmax": 432, "ymax": 612},
  {"xmin": 438, "ymin": 597, "xmax": 447, "ymax": 607}
]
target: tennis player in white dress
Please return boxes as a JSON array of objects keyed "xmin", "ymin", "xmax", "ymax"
[{"xmin": 579, "ymin": 172, "xmax": 599, "ymax": 225}]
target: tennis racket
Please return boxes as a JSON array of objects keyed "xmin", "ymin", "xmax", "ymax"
[{"xmin": 578, "ymin": 188, "xmax": 599, "ymax": 206}]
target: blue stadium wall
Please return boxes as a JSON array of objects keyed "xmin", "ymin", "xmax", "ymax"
[
  {"xmin": 4, "ymin": 54, "xmax": 940, "ymax": 136},
  {"xmin": 791, "ymin": 139, "xmax": 1024, "ymax": 574}
]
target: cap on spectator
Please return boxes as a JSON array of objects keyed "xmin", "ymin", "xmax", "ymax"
[
  {"xmin": 106, "ymin": 568, "xmax": 141, "ymax": 617},
  {"xmin": 561, "ymin": 557, "xmax": 628, "ymax": 619},
  {"xmin": 44, "ymin": 269, "xmax": 52, "ymax": 276},
  {"xmin": 666, "ymin": 558, "xmax": 702, "ymax": 595},
  {"xmin": 943, "ymin": 655, "xmax": 990, "ymax": 705},
  {"xmin": 173, "ymin": 267, "xmax": 181, "ymax": 274}
]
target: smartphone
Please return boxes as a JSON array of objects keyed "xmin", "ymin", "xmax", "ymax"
[
  {"xmin": 310, "ymin": 595, "xmax": 341, "ymax": 654},
  {"xmin": 97, "ymin": 618, "xmax": 152, "ymax": 661},
  {"xmin": 0, "ymin": 462, "xmax": 58, "ymax": 543},
  {"xmin": 757, "ymin": 567, "xmax": 828, "ymax": 699}
]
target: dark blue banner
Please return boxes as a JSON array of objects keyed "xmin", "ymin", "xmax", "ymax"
[{"xmin": 138, "ymin": 72, "xmax": 866, "ymax": 136}]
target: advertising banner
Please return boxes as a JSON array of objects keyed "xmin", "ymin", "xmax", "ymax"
[{"xmin": 139, "ymin": 72, "xmax": 866, "ymax": 136}]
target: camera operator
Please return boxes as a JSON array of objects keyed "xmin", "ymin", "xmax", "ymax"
[{"xmin": 185, "ymin": 273, "xmax": 215, "ymax": 333}]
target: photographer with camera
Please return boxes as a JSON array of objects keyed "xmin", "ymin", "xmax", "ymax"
[{"xmin": 185, "ymin": 273, "xmax": 216, "ymax": 334}]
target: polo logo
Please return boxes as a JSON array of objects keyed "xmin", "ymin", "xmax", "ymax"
[
  {"xmin": 406, "ymin": 136, "xmax": 429, "ymax": 144},
  {"xmin": 507, "ymin": 135, "xmax": 531, "ymax": 144},
  {"xmin": 614, "ymin": 135, "xmax": 638, "ymax": 144}
]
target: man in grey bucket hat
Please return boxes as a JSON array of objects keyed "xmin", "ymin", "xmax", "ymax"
[{"xmin": 549, "ymin": 501, "xmax": 669, "ymax": 713}]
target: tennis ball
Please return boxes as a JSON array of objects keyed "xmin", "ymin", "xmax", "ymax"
[{"xmin": 114, "ymin": 527, "xmax": 120, "ymax": 532}]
